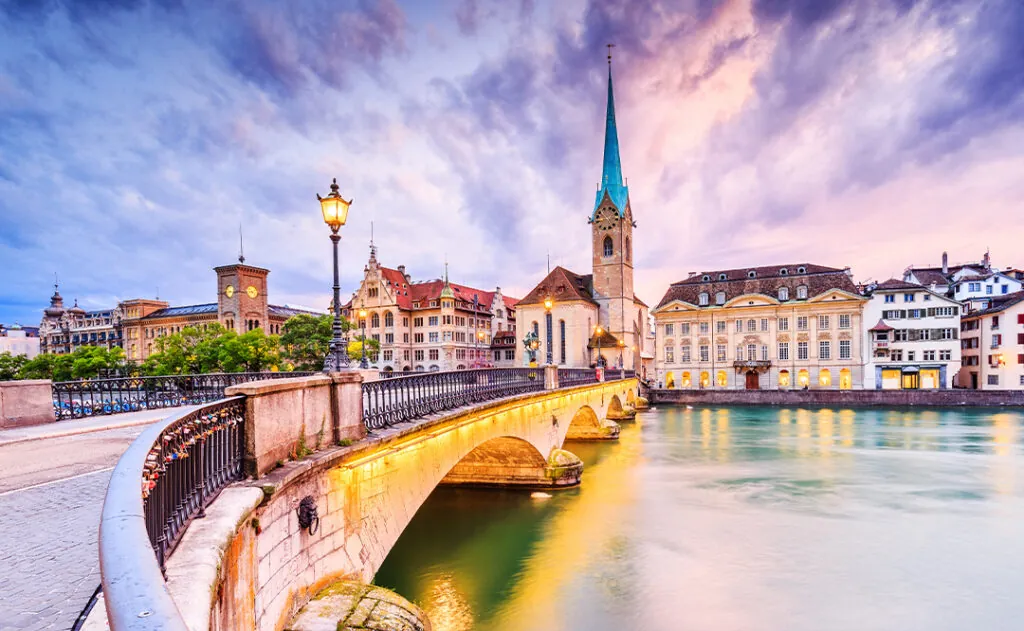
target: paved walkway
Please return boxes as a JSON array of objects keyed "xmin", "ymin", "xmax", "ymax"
[{"xmin": 0, "ymin": 409, "xmax": 185, "ymax": 630}]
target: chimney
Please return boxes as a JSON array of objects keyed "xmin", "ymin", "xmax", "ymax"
[
  {"xmin": 688, "ymin": 271, "xmax": 697, "ymax": 278},
  {"xmin": 982, "ymin": 249, "xmax": 991, "ymax": 270},
  {"xmin": 941, "ymin": 251, "xmax": 948, "ymax": 275},
  {"xmin": 397, "ymin": 264, "xmax": 409, "ymax": 282}
]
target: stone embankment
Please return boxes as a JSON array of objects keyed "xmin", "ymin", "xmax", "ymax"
[{"xmin": 650, "ymin": 389, "xmax": 1024, "ymax": 407}]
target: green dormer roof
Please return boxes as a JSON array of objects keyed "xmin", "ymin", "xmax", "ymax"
[{"xmin": 592, "ymin": 64, "xmax": 628, "ymax": 218}]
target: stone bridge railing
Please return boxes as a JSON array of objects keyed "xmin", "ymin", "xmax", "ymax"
[{"xmin": 97, "ymin": 366, "xmax": 636, "ymax": 631}]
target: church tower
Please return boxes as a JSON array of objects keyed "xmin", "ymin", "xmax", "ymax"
[{"xmin": 590, "ymin": 49, "xmax": 637, "ymax": 365}]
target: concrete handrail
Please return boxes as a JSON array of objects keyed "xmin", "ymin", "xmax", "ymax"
[{"xmin": 99, "ymin": 406, "xmax": 195, "ymax": 631}]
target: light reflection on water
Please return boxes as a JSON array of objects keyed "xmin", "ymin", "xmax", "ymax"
[{"xmin": 374, "ymin": 406, "xmax": 1024, "ymax": 631}]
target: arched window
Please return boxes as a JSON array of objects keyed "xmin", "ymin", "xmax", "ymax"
[
  {"xmin": 797, "ymin": 285, "xmax": 808, "ymax": 299},
  {"xmin": 779, "ymin": 370, "xmax": 790, "ymax": 387},
  {"xmin": 681, "ymin": 371, "xmax": 691, "ymax": 388},
  {"xmin": 797, "ymin": 266, "xmax": 806, "ymax": 274},
  {"xmin": 384, "ymin": 311, "xmax": 394, "ymax": 327},
  {"xmin": 371, "ymin": 312, "xmax": 380, "ymax": 328},
  {"xmin": 718, "ymin": 273, "xmax": 727, "ymax": 280},
  {"xmin": 747, "ymin": 270, "xmax": 757, "ymax": 278},
  {"xmin": 778, "ymin": 287, "xmax": 790, "ymax": 301},
  {"xmin": 603, "ymin": 236, "xmax": 614, "ymax": 257},
  {"xmin": 716, "ymin": 370, "xmax": 728, "ymax": 387},
  {"xmin": 532, "ymin": 321, "xmax": 539, "ymax": 336},
  {"xmin": 819, "ymin": 368, "xmax": 832, "ymax": 387},
  {"xmin": 625, "ymin": 237, "xmax": 631, "ymax": 262},
  {"xmin": 702, "ymin": 275, "xmax": 711, "ymax": 282},
  {"xmin": 559, "ymin": 319, "xmax": 566, "ymax": 364},
  {"xmin": 699, "ymin": 292, "xmax": 709, "ymax": 306}
]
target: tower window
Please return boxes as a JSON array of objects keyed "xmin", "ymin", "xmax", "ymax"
[
  {"xmin": 625, "ymin": 237, "xmax": 631, "ymax": 262},
  {"xmin": 603, "ymin": 236, "xmax": 614, "ymax": 257}
]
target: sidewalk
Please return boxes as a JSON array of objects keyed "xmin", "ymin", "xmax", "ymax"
[{"xmin": 0, "ymin": 406, "xmax": 190, "ymax": 447}]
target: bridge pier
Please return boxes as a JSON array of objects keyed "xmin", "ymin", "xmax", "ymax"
[{"xmin": 439, "ymin": 437, "xmax": 583, "ymax": 488}]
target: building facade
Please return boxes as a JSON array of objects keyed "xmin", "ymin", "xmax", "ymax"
[
  {"xmin": 40, "ymin": 259, "xmax": 321, "ymax": 362},
  {"xmin": 903, "ymin": 250, "xmax": 1022, "ymax": 312},
  {"xmin": 958, "ymin": 291, "xmax": 1024, "ymax": 390},
  {"xmin": 652, "ymin": 264, "xmax": 867, "ymax": 390},
  {"xmin": 518, "ymin": 57, "xmax": 649, "ymax": 371},
  {"xmin": 862, "ymin": 279, "xmax": 962, "ymax": 389},
  {"xmin": 341, "ymin": 244, "xmax": 517, "ymax": 372},
  {"xmin": 0, "ymin": 325, "xmax": 40, "ymax": 359}
]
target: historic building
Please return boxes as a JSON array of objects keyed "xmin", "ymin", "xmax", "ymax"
[
  {"xmin": 958, "ymin": 291, "xmax": 1024, "ymax": 390},
  {"xmin": 39, "ymin": 258, "xmax": 321, "ymax": 362},
  {"xmin": 862, "ymin": 279, "xmax": 962, "ymax": 389},
  {"xmin": 0, "ymin": 324, "xmax": 40, "ymax": 359},
  {"xmin": 903, "ymin": 250, "xmax": 1023, "ymax": 312},
  {"xmin": 651, "ymin": 264, "xmax": 867, "ymax": 390},
  {"xmin": 517, "ymin": 55, "xmax": 649, "ymax": 372},
  {"xmin": 341, "ymin": 243, "xmax": 518, "ymax": 372}
]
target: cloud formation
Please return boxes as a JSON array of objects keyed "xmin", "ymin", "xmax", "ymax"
[{"xmin": 1, "ymin": 0, "xmax": 1022, "ymax": 326}]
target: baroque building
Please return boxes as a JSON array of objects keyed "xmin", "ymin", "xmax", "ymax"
[
  {"xmin": 341, "ymin": 243, "xmax": 518, "ymax": 372},
  {"xmin": 651, "ymin": 264, "xmax": 866, "ymax": 390},
  {"xmin": 39, "ymin": 258, "xmax": 321, "ymax": 362},
  {"xmin": 517, "ymin": 54, "xmax": 649, "ymax": 372}
]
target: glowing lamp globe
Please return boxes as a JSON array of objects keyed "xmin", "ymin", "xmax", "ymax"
[{"xmin": 318, "ymin": 178, "xmax": 352, "ymax": 233}]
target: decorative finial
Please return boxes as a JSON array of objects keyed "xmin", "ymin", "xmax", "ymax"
[
  {"xmin": 607, "ymin": 42, "xmax": 615, "ymax": 65},
  {"xmin": 54, "ymin": 272, "xmax": 59, "ymax": 293},
  {"xmin": 330, "ymin": 177, "xmax": 340, "ymax": 195},
  {"xmin": 238, "ymin": 224, "xmax": 245, "ymax": 264}
]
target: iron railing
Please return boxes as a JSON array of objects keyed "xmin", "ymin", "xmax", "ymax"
[
  {"xmin": 558, "ymin": 368, "xmax": 600, "ymax": 387},
  {"xmin": 52, "ymin": 371, "xmax": 313, "ymax": 420},
  {"xmin": 100, "ymin": 398, "xmax": 246, "ymax": 631},
  {"xmin": 362, "ymin": 368, "xmax": 546, "ymax": 430}
]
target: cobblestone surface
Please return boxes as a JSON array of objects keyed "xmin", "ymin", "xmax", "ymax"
[{"xmin": 0, "ymin": 469, "xmax": 111, "ymax": 630}]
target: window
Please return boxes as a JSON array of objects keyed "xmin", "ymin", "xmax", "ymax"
[
  {"xmin": 907, "ymin": 351, "xmax": 915, "ymax": 361},
  {"xmin": 505, "ymin": 350, "xmax": 514, "ymax": 360},
  {"xmin": 603, "ymin": 236, "xmax": 614, "ymax": 257},
  {"xmin": 924, "ymin": 294, "xmax": 931, "ymax": 301},
  {"xmin": 414, "ymin": 317, "xmax": 423, "ymax": 327},
  {"xmin": 699, "ymin": 322, "xmax": 709, "ymax": 334},
  {"xmin": 885, "ymin": 294, "xmax": 895, "ymax": 303},
  {"xmin": 717, "ymin": 345, "xmax": 726, "ymax": 361},
  {"xmin": 1019, "ymin": 333, "xmax": 1024, "ymax": 345},
  {"xmin": 403, "ymin": 317, "xmax": 409, "ymax": 327},
  {"xmin": 747, "ymin": 319, "xmax": 756, "ymax": 332},
  {"xmin": 716, "ymin": 292, "xmax": 726, "ymax": 305},
  {"xmin": 778, "ymin": 287, "xmax": 789, "ymax": 301},
  {"xmin": 819, "ymin": 341, "xmax": 831, "ymax": 360},
  {"xmin": 939, "ymin": 350, "xmax": 951, "ymax": 361},
  {"xmin": 429, "ymin": 349, "xmax": 439, "ymax": 360},
  {"xmin": 761, "ymin": 345, "xmax": 769, "ymax": 361},
  {"xmin": 717, "ymin": 320, "xmax": 726, "ymax": 333},
  {"xmin": 428, "ymin": 316, "xmax": 439, "ymax": 326},
  {"xmin": 986, "ymin": 285, "xmax": 993, "ymax": 295},
  {"xmin": 1003, "ymin": 285, "xmax": 1010, "ymax": 294},
  {"xmin": 778, "ymin": 317, "xmax": 789, "ymax": 331},
  {"xmin": 736, "ymin": 345, "xmax": 743, "ymax": 360},
  {"xmin": 625, "ymin": 237, "xmax": 631, "ymax": 262},
  {"xmin": 559, "ymin": 320, "xmax": 566, "ymax": 364},
  {"xmin": 988, "ymin": 374, "xmax": 999, "ymax": 385},
  {"xmin": 383, "ymin": 350, "xmax": 393, "ymax": 361},
  {"xmin": 414, "ymin": 333, "xmax": 424, "ymax": 343},
  {"xmin": 818, "ymin": 315, "xmax": 830, "ymax": 330},
  {"xmin": 403, "ymin": 333, "xmax": 410, "ymax": 343},
  {"xmin": 748, "ymin": 270, "xmax": 757, "ymax": 278},
  {"xmin": 719, "ymin": 273, "xmax": 727, "ymax": 280},
  {"xmin": 798, "ymin": 342, "xmax": 809, "ymax": 360},
  {"xmin": 778, "ymin": 342, "xmax": 789, "ymax": 360},
  {"xmin": 370, "ymin": 312, "xmax": 380, "ymax": 328},
  {"xmin": 665, "ymin": 323, "xmax": 674, "ymax": 336},
  {"xmin": 761, "ymin": 318, "xmax": 769, "ymax": 332},
  {"xmin": 992, "ymin": 316, "xmax": 1000, "ymax": 329},
  {"xmin": 702, "ymin": 275, "xmax": 711, "ymax": 282},
  {"xmin": 992, "ymin": 334, "xmax": 1002, "ymax": 347},
  {"xmin": 797, "ymin": 316, "xmax": 808, "ymax": 331},
  {"xmin": 681, "ymin": 346, "xmax": 691, "ymax": 362},
  {"xmin": 665, "ymin": 346, "xmax": 675, "ymax": 363},
  {"xmin": 385, "ymin": 333, "xmax": 394, "ymax": 344},
  {"xmin": 699, "ymin": 345, "xmax": 709, "ymax": 362},
  {"xmin": 428, "ymin": 332, "xmax": 439, "ymax": 343},
  {"xmin": 735, "ymin": 320, "xmax": 742, "ymax": 332},
  {"xmin": 699, "ymin": 293, "xmax": 709, "ymax": 306},
  {"xmin": 840, "ymin": 340, "xmax": 851, "ymax": 359},
  {"xmin": 923, "ymin": 350, "xmax": 936, "ymax": 361},
  {"xmin": 903, "ymin": 293, "xmax": 914, "ymax": 303},
  {"xmin": 414, "ymin": 350, "xmax": 425, "ymax": 361},
  {"xmin": 839, "ymin": 314, "xmax": 851, "ymax": 329},
  {"xmin": 681, "ymin": 323, "xmax": 690, "ymax": 335},
  {"xmin": 442, "ymin": 331, "xmax": 452, "ymax": 341},
  {"xmin": 797, "ymin": 285, "xmax": 808, "ymax": 299},
  {"xmin": 969, "ymin": 282, "xmax": 981, "ymax": 292}
]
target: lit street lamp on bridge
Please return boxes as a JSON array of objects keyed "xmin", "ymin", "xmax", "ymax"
[
  {"xmin": 358, "ymin": 308, "xmax": 369, "ymax": 369},
  {"xmin": 318, "ymin": 178, "xmax": 353, "ymax": 373}
]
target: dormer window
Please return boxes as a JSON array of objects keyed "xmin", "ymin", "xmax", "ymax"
[
  {"xmin": 778, "ymin": 287, "xmax": 789, "ymax": 301},
  {"xmin": 718, "ymin": 273, "xmax": 727, "ymax": 281},
  {"xmin": 698, "ymin": 292, "xmax": 709, "ymax": 306},
  {"xmin": 702, "ymin": 275, "xmax": 711, "ymax": 282},
  {"xmin": 715, "ymin": 291, "xmax": 725, "ymax": 305},
  {"xmin": 797, "ymin": 285, "xmax": 808, "ymax": 299},
  {"xmin": 797, "ymin": 266, "xmax": 806, "ymax": 274},
  {"xmin": 780, "ymin": 268, "xmax": 788, "ymax": 276},
  {"xmin": 748, "ymin": 270, "xmax": 757, "ymax": 279}
]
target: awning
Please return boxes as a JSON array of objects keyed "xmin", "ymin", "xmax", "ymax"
[{"xmin": 901, "ymin": 366, "xmax": 919, "ymax": 373}]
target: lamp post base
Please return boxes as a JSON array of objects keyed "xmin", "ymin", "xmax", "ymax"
[{"xmin": 323, "ymin": 348, "xmax": 350, "ymax": 373}]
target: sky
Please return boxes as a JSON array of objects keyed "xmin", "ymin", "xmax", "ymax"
[{"xmin": 1, "ymin": 0, "xmax": 1023, "ymax": 325}]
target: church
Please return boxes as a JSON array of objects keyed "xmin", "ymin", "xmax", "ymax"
[{"xmin": 516, "ymin": 55, "xmax": 649, "ymax": 372}]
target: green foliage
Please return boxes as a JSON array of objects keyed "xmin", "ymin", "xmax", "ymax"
[
  {"xmin": 143, "ymin": 324, "xmax": 230, "ymax": 375},
  {"xmin": 219, "ymin": 329, "xmax": 281, "ymax": 373},
  {"xmin": 0, "ymin": 352, "xmax": 28, "ymax": 381},
  {"xmin": 17, "ymin": 352, "xmax": 71, "ymax": 381},
  {"xmin": 279, "ymin": 314, "xmax": 351, "ymax": 371},
  {"xmin": 17, "ymin": 347, "xmax": 124, "ymax": 381},
  {"xmin": 347, "ymin": 336, "xmax": 380, "ymax": 362}
]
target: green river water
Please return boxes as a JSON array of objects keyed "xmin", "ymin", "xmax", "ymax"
[{"xmin": 374, "ymin": 405, "xmax": 1024, "ymax": 631}]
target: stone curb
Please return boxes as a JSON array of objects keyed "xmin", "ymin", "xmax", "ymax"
[{"xmin": 0, "ymin": 415, "xmax": 171, "ymax": 447}]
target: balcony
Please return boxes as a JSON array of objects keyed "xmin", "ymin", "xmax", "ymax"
[
  {"xmin": 733, "ymin": 360, "xmax": 771, "ymax": 369},
  {"xmin": 874, "ymin": 341, "xmax": 889, "ymax": 348}
]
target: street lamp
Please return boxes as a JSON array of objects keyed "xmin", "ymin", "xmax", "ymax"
[
  {"xmin": 594, "ymin": 325, "xmax": 604, "ymax": 368},
  {"xmin": 543, "ymin": 297, "xmax": 553, "ymax": 365},
  {"xmin": 358, "ymin": 308, "xmax": 369, "ymax": 369},
  {"xmin": 319, "ymin": 178, "xmax": 352, "ymax": 373},
  {"xmin": 618, "ymin": 339, "xmax": 625, "ymax": 377},
  {"xmin": 477, "ymin": 329, "xmax": 486, "ymax": 366}
]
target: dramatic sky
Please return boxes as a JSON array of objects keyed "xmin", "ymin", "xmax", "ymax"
[{"xmin": 2, "ymin": 0, "xmax": 1023, "ymax": 325}]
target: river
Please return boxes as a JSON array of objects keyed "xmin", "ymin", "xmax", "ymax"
[{"xmin": 374, "ymin": 405, "xmax": 1024, "ymax": 631}]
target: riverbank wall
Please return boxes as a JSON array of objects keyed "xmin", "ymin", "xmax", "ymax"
[{"xmin": 650, "ymin": 389, "xmax": 1024, "ymax": 408}]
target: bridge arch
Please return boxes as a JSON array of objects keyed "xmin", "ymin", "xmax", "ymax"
[{"xmin": 441, "ymin": 436, "xmax": 559, "ymax": 487}]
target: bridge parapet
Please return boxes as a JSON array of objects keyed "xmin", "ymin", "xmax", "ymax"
[{"xmin": 97, "ymin": 368, "xmax": 637, "ymax": 631}]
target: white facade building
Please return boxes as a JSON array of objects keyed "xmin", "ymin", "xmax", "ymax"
[
  {"xmin": 0, "ymin": 325, "xmax": 40, "ymax": 359},
  {"xmin": 863, "ymin": 280, "xmax": 962, "ymax": 389},
  {"xmin": 958, "ymin": 291, "xmax": 1024, "ymax": 390}
]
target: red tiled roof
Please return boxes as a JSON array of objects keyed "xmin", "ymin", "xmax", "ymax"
[
  {"xmin": 518, "ymin": 266, "xmax": 598, "ymax": 306},
  {"xmin": 656, "ymin": 263, "xmax": 859, "ymax": 310},
  {"xmin": 875, "ymin": 278, "xmax": 922, "ymax": 291},
  {"xmin": 962, "ymin": 290, "xmax": 1024, "ymax": 319},
  {"xmin": 907, "ymin": 269, "xmax": 950, "ymax": 286}
]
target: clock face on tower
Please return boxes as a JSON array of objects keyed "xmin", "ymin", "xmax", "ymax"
[
  {"xmin": 246, "ymin": 286, "xmax": 258, "ymax": 299},
  {"xmin": 595, "ymin": 207, "xmax": 618, "ymax": 231},
  {"xmin": 224, "ymin": 285, "xmax": 234, "ymax": 298}
]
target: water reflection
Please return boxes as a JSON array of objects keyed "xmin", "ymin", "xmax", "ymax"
[{"xmin": 375, "ymin": 406, "xmax": 1024, "ymax": 631}]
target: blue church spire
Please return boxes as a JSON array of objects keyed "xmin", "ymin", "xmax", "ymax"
[{"xmin": 593, "ymin": 46, "xmax": 628, "ymax": 219}]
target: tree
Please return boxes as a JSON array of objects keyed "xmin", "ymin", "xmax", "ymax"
[
  {"xmin": 219, "ymin": 329, "xmax": 281, "ymax": 373},
  {"xmin": 69, "ymin": 346, "xmax": 127, "ymax": 379},
  {"xmin": 279, "ymin": 314, "xmax": 346, "ymax": 371},
  {"xmin": 0, "ymin": 352, "xmax": 28, "ymax": 381},
  {"xmin": 347, "ymin": 336, "xmax": 380, "ymax": 363},
  {"xmin": 18, "ymin": 353, "xmax": 72, "ymax": 381},
  {"xmin": 143, "ymin": 324, "xmax": 229, "ymax": 375}
]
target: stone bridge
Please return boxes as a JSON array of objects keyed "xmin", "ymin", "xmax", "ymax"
[{"xmin": 96, "ymin": 369, "xmax": 640, "ymax": 631}]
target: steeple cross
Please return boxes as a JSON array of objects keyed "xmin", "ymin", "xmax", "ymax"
[{"xmin": 607, "ymin": 43, "xmax": 615, "ymax": 65}]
